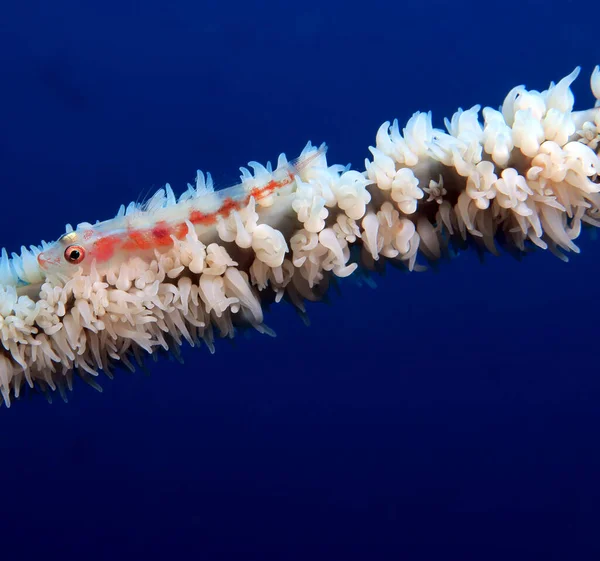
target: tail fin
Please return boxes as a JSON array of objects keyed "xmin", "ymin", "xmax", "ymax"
[{"xmin": 289, "ymin": 143, "xmax": 328, "ymax": 176}]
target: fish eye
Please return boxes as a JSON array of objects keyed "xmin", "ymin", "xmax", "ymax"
[{"xmin": 64, "ymin": 245, "xmax": 86, "ymax": 264}]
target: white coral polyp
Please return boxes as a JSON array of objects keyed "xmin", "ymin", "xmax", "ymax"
[
  {"xmin": 514, "ymin": 90, "xmax": 547, "ymax": 121},
  {"xmin": 365, "ymin": 147, "xmax": 397, "ymax": 190},
  {"xmin": 332, "ymin": 170, "xmax": 372, "ymax": 220},
  {"xmin": 482, "ymin": 107, "xmax": 514, "ymax": 166},
  {"xmin": 292, "ymin": 178, "xmax": 329, "ymax": 232},
  {"xmin": 251, "ymin": 224, "xmax": 288, "ymax": 268},
  {"xmin": 495, "ymin": 168, "xmax": 533, "ymax": 216},
  {"xmin": 390, "ymin": 168, "xmax": 423, "ymax": 214},
  {"xmin": 394, "ymin": 218, "xmax": 417, "ymax": 256},
  {"xmin": 374, "ymin": 120, "xmax": 419, "ymax": 167},
  {"xmin": 563, "ymin": 141, "xmax": 598, "ymax": 178},
  {"xmin": 403, "ymin": 111, "xmax": 434, "ymax": 159},
  {"xmin": 332, "ymin": 215, "xmax": 361, "ymax": 243},
  {"xmin": 545, "ymin": 67, "xmax": 579, "ymax": 113},
  {"xmin": 466, "ymin": 161, "xmax": 498, "ymax": 210},
  {"xmin": 592, "ymin": 66, "xmax": 600, "ymax": 104},
  {"xmin": 542, "ymin": 108, "xmax": 576, "ymax": 146},
  {"xmin": 512, "ymin": 109, "xmax": 545, "ymax": 157},
  {"xmin": 445, "ymin": 105, "xmax": 484, "ymax": 165},
  {"xmin": 577, "ymin": 120, "xmax": 600, "ymax": 151},
  {"xmin": 216, "ymin": 199, "xmax": 258, "ymax": 248},
  {"xmin": 318, "ymin": 229, "xmax": 356, "ymax": 277},
  {"xmin": 528, "ymin": 141, "xmax": 568, "ymax": 183},
  {"xmin": 204, "ymin": 244, "xmax": 237, "ymax": 276}
]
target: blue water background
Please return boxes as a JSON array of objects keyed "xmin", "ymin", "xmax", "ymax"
[{"xmin": 1, "ymin": 1, "xmax": 599, "ymax": 559}]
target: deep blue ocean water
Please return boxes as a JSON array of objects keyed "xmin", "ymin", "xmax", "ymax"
[{"xmin": 2, "ymin": 1, "xmax": 600, "ymax": 559}]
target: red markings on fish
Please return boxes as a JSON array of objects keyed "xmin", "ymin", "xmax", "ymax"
[
  {"xmin": 189, "ymin": 198, "xmax": 241, "ymax": 225},
  {"xmin": 95, "ymin": 170, "xmax": 299, "ymax": 261},
  {"xmin": 219, "ymin": 197, "xmax": 239, "ymax": 216},
  {"xmin": 173, "ymin": 222, "xmax": 188, "ymax": 240},
  {"xmin": 93, "ymin": 235, "xmax": 122, "ymax": 262},
  {"xmin": 189, "ymin": 210, "xmax": 216, "ymax": 225},
  {"xmin": 151, "ymin": 222, "xmax": 173, "ymax": 247},
  {"xmin": 249, "ymin": 173, "xmax": 294, "ymax": 201},
  {"xmin": 123, "ymin": 229, "xmax": 153, "ymax": 250}
]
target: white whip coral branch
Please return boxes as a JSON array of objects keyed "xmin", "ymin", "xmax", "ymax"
[{"xmin": 0, "ymin": 67, "xmax": 598, "ymax": 407}]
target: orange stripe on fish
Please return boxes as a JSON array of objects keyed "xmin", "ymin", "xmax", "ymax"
[{"xmin": 92, "ymin": 235, "xmax": 123, "ymax": 262}]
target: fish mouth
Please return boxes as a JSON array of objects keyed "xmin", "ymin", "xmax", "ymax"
[{"xmin": 37, "ymin": 253, "xmax": 48, "ymax": 270}]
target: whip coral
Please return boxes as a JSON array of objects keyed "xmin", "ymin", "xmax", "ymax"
[{"xmin": 0, "ymin": 67, "xmax": 599, "ymax": 407}]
